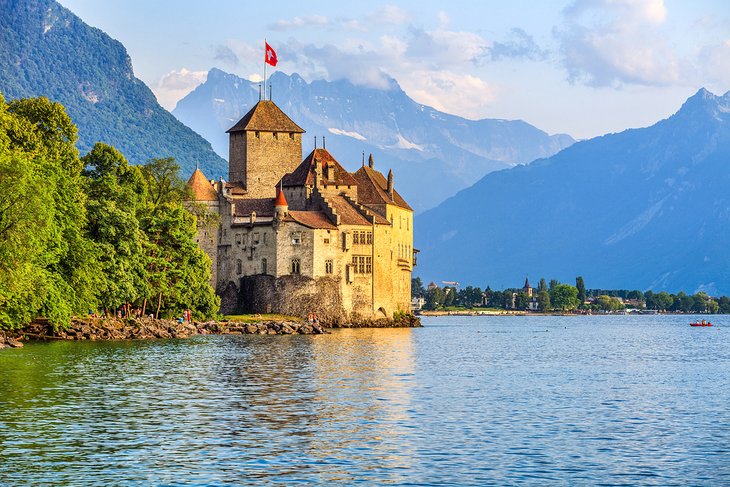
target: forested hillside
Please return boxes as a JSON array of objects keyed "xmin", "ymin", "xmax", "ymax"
[{"xmin": 0, "ymin": 0, "xmax": 227, "ymax": 176}]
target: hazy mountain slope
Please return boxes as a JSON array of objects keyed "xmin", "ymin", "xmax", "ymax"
[
  {"xmin": 173, "ymin": 68, "xmax": 574, "ymax": 212},
  {"xmin": 415, "ymin": 89, "xmax": 730, "ymax": 295},
  {"xmin": 0, "ymin": 0, "xmax": 226, "ymax": 176}
]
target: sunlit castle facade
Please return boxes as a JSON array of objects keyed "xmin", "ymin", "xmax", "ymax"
[{"xmin": 187, "ymin": 100, "xmax": 415, "ymax": 321}]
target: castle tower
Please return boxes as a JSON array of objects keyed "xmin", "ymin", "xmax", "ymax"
[
  {"xmin": 226, "ymin": 100, "xmax": 305, "ymax": 198},
  {"xmin": 186, "ymin": 168, "xmax": 220, "ymax": 285}
]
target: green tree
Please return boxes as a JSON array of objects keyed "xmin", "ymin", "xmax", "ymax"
[
  {"xmin": 1, "ymin": 96, "xmax": 99, "ymax": 328},
  {"xmin": 576, "ymin": 276, "xmax": 586, "ymax": 308},
  {"xmin": 550, "ymin": 284, "xmax": 580, "ymax": 311},
  {"xmin": 411, "ymin": 277, "xmax": 426, "ymax": 298},
  {"xmin": 549, "ymin": 279, "xmax": 560, "ymax": 291},
  {"xmin": 537, "ymin": 290, "xmax": 551, "ymax": 311},
  {"xmin": 595, "ymin": 295, "xmax": 624, "ymax": 312},
  {"xmin": 424, "ymin": 286, "xmax": 443, "ymax": 310},
  {"xmin": 82, "ymin": 143, "xmax": 148, "ymax": 313},
  {"xmin": 443, "ymin": 286, "xmax": 455, "ymax": 307},
  {"xmin": 515, "ymin": 292, "xmax": 530, "ymax": 310},
  {"xmin": 538, "ymin": 278, "xmax": 547, "ymax": 293}
]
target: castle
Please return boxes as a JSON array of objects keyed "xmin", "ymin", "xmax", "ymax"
[{"xmin": 187, "ymin": 100, "xmax": 415, "ymax": 321}]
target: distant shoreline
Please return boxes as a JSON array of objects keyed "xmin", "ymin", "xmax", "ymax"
[{"xmin": 417, "ymin": 310, "xmax": 718, "ymax": 317}]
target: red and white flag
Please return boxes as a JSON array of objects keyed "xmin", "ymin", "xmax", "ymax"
[{"xmin": 265, "ymin": 42, "xmax": 278, "ymax": 67}]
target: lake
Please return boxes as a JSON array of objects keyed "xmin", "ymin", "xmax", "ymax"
[{"xmin": 1, "ymin": 315, "xmax": 728, "ymax": 485}]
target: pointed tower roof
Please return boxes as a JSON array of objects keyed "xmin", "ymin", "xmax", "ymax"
[
  {"xmin": 186, "ymin": 168, "xmax": 218, "ymax": 201},
  {"xmin": 226, "ymin": 100, "xmax": 305, "ymax": 133},
  {"xmin": 524, "ymin": 276, "xmax": 531, "ymax": 289},
  {"xmin": 274, "ymin": 187, "xmax": 288, "ymax": 207},
  {"xmin": 281, "ymin": 148, "xmax": 358, "ymax": 187}
]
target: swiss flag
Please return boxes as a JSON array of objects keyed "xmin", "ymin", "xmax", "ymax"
[{"xmin": 265, "ymin": 42, "xmax": 278, "ymax": 67}]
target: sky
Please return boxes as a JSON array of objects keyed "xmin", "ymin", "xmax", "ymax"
[{"xmin": 57, "ymin": 0, "xmax": 730, "ymax": 140}]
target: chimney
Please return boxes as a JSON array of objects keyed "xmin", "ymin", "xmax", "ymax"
[{"xmin": 387, "ymin": 169, "xmax": 394, "ymax": 200}]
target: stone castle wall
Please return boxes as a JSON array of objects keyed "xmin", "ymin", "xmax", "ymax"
[
  {"xmin": 244, "ymin": 131, "xmax": 302, "ymax": 198},
  {"xmin": 237, "ymin": 274, "xmax": 347, "ymax": 324}
]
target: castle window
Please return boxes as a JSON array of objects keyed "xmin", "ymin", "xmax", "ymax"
[
  {"xmin": 261, "ymin": 258, "xmax": 267, "ymax": 275},
  {"xmin": 273, "ymin": 132, "xmax": 278, "ymax": 140},
  {"xmin": 255, "ymin": 131, "xmax": 260, "ymax": 138},
  {"xmin": 235, "ymin": 233, "xmax": 242, "ymax": 245},
  {"xmin": 253, "ymin": 232, "xmax": 260, "ymax": 245},
  {"xmin": 351, "ymin": 255, "xmax": 372, "ymax": 274},
  {"xmin": 292, "ymin": 233, "xmax": 301, "ymax": 245},
  {"xmin": 289, "ymin": 132, "xmax": 294, "ymax": 140},
  {"xmin": 263, "ymin": 233, "xmax": 267, "ymax": 245},
  {"xmin": 236, "ymin": 259, "xmax": 242, "ymax": 275},
  {"xmin": 353, "ymin": 231, "xmax": 360, "ymax": 245},
  {"xmin": 366, "ymin": 232, "xmax": 373, "ymax": 244},
  {"xmin": 324, "ymin": 237, "xmax": 330, "ymax": 244},
  {"xmin": 291, "ymin": 258, "xmax": 301, "ymax": 274},
  {"xmin": 325, "ymin": 260, "xmax": 333, "ymax": 274}
]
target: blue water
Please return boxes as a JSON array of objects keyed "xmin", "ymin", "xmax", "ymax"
[{"xmin": 1, "ymin": 315, "xmax": 728, "ymax": 485}]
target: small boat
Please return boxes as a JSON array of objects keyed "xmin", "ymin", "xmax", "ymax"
[{"xmin": 690, "ymin": 321, "xmax": 713, "ymax": 327}]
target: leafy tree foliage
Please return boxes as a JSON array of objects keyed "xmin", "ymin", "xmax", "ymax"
[
  {"xmin": 411, "ymin": 277, "xmax": 426, "ymax": 298},
  {"xmin": 537, "ymin": 290, "xmax": 551, "ymax": 311},
  {"xmin": 550, "ymin": 284, "xmax": 580, "ymax": 311},
  {"xmin": 576, "ymin": 276, "xmax": 586, "ymax": 307},
  {"xmin": 0, "ymin": 95, "xmax": 219, "ymax": 329}
]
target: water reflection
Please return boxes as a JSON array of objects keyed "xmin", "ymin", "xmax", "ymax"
[{"xmin": 1, "ymin": 316, "xmax": 729, "ymax": 485}]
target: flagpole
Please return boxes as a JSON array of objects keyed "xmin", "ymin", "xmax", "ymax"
[{"xmin": 263, "ymin": 38, "xmax": 267, "ymax": 100}]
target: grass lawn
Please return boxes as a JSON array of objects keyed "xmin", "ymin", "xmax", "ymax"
[{"xmin": 223, "ymin": 314, "xmax": 303, "ymax": 324}]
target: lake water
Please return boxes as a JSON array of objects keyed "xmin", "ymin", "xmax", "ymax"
[{"xmin": 1, "ymin": 315, "xmax": 728, "ymax": 486}]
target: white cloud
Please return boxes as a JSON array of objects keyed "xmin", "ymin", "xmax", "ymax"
[
  {"xmin": 556, "ymin": 0, "xmax": 681, "ymax": 87},
  {"xmin": 698, "ymin": 40, "xmax": 730, "ymax": 89},
  {"xmin": 155, "ymin": 68, "xmax": 208, "ymax": 110},
  {"xmin": 269, "ymin": 15, "xmax": 331, "ymax": 31},
  {"xmin": 369, "ymin": 5, "xmax": 411, "ymax": 25},
  {"xmin": 401, "ymin": 71, "xmax": 496, "ymax": 119}
]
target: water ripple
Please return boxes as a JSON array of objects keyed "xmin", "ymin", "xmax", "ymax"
[{"xmin": 1, "ymin": 315, "xmax": 729, "ymax": 485}]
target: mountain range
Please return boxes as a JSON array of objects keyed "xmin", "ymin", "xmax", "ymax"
[
  {"xmin": 415, "ymin": 88, "xmax": 730, "ymax": 295},
  {"xmin": 173, "ymin": 68, "xmax": 574, "ymax": 212},
  {"xmin": 0, "ymin": 0, "xmax": 227, "ymax": 176}
]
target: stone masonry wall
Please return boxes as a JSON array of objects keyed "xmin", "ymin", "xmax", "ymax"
[
  {"xmin": 237, "ymin": 274, "xmax": 347, "ymax": 324},
  {"xmin": 244, "ymin": 131, "xmax": 302, "ymax": 198}
]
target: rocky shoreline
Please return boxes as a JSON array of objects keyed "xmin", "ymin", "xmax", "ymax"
[{"xmin": 0, "ymin": 314, "xmax": 421, "ymax": 349}]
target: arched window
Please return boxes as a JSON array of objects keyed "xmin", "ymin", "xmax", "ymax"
[
  {"xmin": 291, "ymin": 258, "xmax": 300, "ymax": 274},
  {"xmin": 261, "ymin": 258, "xmax": 267, "ymax": 275},
  {"xmin": 236, "ymin": 259, "xmax": 242, "ymax": 275}
]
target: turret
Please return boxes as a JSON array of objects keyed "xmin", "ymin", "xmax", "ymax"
[{"xmin": 274, "ymin": 187, "xmax": 288, "ymax": 219}]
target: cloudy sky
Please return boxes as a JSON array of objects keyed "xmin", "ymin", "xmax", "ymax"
[{"xmin": 58, "ymin": 0, "xmax": 730, "ymax": 139}]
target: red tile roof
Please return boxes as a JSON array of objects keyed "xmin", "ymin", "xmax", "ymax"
[
  {"xmin": 353, "ymin": 165, "xmax": 412, "ymax": 211},
  {"xmin": 186, "ymin": 168, "xmax": 218, "ymax": 201},
  {"xmin": 328, "ymin": 195, "xmax": 372, "ymax": 226},
  {"xmin": 227, "ymin": 100, "xmax": 305, "ymax": 133},
  {"xmin": 282, "ymin": 148, "xmax": 359, "ymax": 188},
  {"xmin": 287, "ymin": 211, "xmax": 338, "ymax": 229}
]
